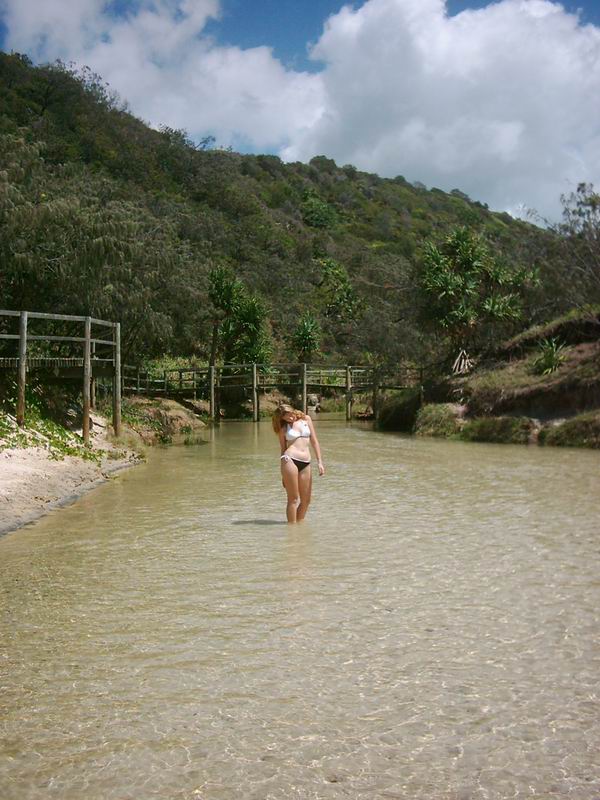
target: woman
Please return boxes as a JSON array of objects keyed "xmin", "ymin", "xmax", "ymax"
[{"xmin": 272, "ymin": 403, "xmax": 325, "ymax": 523}]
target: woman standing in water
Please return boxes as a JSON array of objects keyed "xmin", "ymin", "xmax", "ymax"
[{"xmin": 272, "ymin": 404, "xmax": 325, "ymax": 523}]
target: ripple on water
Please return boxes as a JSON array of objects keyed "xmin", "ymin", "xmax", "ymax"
[{"xmin": 1, "ymin": 423, "xmax": 599, "ymax": 799}]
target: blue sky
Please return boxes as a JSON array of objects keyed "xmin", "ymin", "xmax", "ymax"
[
  {"xmin": 200, "ymin": 0, "xmax": 600, "ymax": 73},
  {"xmin": 199, "ymin": 0, "xmax": 600, "ymax": 70},
  {"xmin": 1, "ymin": 0, "xmax": 599, "ymax": 219}
]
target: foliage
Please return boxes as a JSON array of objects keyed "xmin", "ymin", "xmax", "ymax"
[
  {"xmin": 415, "ymin": 403, "xmax": 462, "ymax": 437},
  {"xmin": 301, "ymin": 191, "xmax": 337, "ymax": 229},
  {"xmin": 0, "ymin": 52, "xmax": 578, "ymax": 372},
  {"xmin": 292, "ymin": 313, "xmax": 321, "ymax": 362},
  {"xmin": 419, "ymin": 227, "xmax": 535, "ymax": 355},
  {"xmin": 501, "ymin": 304, "xmax": 600, "ymax": 354},
  {"xmin": 538, "ymin": 411, "xmax": 600, "ymax": 448},
  {"xmin": 531, "ymin": 337, "xmax": 566, "ymax": 375},
  {"xmin": 377, "ymin": 388, "xmax": 421, "ymax": 431},
  {"xmin": 553, "ymin": 183, "xmax": 600, "ymax": 304},
  {"xmin": 460, "ymin": 416, "xmax": 534, "ymax": 444},
  {"xmin": 316, "ymin": 258, "xmax": 363, "ymax": 321},
  {"xmin": 208, "ymin": 266, "xmax": 272, "ymax": 364}
]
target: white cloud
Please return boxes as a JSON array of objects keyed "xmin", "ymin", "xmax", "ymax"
[
  {"xmin": 1, "ymin": 0, "xmax": 600, "ymax": 219},
  {"xmin": 1, "ymin": 0, "xmax": 324, "ymax": 149},
  {"xmin": 283, "ymin": 0, "xmax": 600, "ymax": 220}
]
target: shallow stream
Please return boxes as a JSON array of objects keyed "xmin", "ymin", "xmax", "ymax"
[{"xmin": 1, "ymin": 420, "xmax": 599, "ymax": 799}]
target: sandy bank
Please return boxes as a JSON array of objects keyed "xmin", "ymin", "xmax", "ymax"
[{"xmin": 0, "ymin": 412, "xmax": 141, "ymax": 537}]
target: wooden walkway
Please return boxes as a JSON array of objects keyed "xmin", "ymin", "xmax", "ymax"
[
  {"xmin": 0, "ymin": 310, "xmax": 121, "ymax": 443},
  {"xmin": 123, "ymin": 363, "xmax": 422, "ymax": 421},
  {"xmin": 1, "ymin": 309, "xmax": 423, "ymax": 433}
]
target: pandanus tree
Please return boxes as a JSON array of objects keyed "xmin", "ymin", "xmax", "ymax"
[
  {"xmin": 292, "ymin": 312, "xmax": 321, "ymax": 363},
  {"xmin": 208, "ymin": 266, "xmax": 271, "ymax": 365},
  {"xmin": 419, "ymin": 226, "xmax": 534, "ymax": 369}
]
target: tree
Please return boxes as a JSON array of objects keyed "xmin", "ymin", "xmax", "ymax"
[
  {"xmin": 419, "ymin": 227, "xmax": 533, "ymax": 357},
  {"xmin": 316, "ymin": 258, "xmax": 363, "ymax": 321},
  {"xmin": 555, "ymin": 182, "xmax": 600, "ymax": 303},
  {"xmin": 208, "ymin": 266, "xmax": 271, "ymax": 364},
  {"xmin": 292, "ymin": 313, "xmax": 321, "ymax": 362}
]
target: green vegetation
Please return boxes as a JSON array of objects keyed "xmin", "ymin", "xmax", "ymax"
[
  {"xmin": 0, "ymin": 410, "xmax": 100, "ymax": 461},
  {"xmin": 539, "ymin": 411, "xmax": 600, "ymax": 449},
  {"xmin": 292, "ymin": 313, "xmax": 321, "ymax": 362},
  {"xmin": 415, "ymin": 403, "xmax": 462, "ymax": 437},
  {"xmin": 531, "ymin": 337, "xmax": 566, "ymax": 375},
  {"xmin": 3, "ymin": 54, "xmax": 600, "ymax": 450},
  {"xmin": 460, "ymin": 416, "xmax": 534, "ymax": 445},
  {"xmin": 378, "ymin": 389, "xmax": 422, "ymax": 431},
  {"xmin": 0, "ymin": 52, "xmax": 571, "ymax": 373},
  {"xmin": 419, "ymin": 226, "xmax": 535, "ymax": 358}
]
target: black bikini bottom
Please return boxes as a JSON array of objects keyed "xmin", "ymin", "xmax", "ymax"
[{"xmin": 292, "ymin": 458, "xmax": 311, "ymax": 472}]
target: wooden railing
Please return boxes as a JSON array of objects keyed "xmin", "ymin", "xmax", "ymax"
[
  {"xmin": 1, "ymin": 309, "xmax": 427, "ymax": 431},
  {"xmin": 0, "ymin": 310, "xmax": 121, "ymax": 442},
  {"xmin": 121, "ymin": 362, "xmax": 423, "ymax": 421}
]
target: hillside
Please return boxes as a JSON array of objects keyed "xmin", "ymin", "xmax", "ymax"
[
  {"xmin": 0, "ymin": 52, "xmax": 572, "ymax": 367},
  {"xmin": 380, "ymin": 306, "xmax": 600, "ymax": 448}
]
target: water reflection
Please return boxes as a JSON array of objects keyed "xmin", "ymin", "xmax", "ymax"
[{"xmin": 1, "ymin": 421, "xmax": 599, "ymax": 800}]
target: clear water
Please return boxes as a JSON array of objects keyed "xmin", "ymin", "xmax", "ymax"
[{"xmin": 1, "ymin": 420, "xmax": 599, "ymax": 799}]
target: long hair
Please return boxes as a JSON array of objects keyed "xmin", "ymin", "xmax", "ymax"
[{"xmin": 271, "ymin": 404, "xmax": 306, "ymax": 434}]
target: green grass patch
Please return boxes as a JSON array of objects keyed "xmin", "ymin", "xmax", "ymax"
[
  {"xmin": 0, "ymin": 411, "xmax": 101, "ymax": 461},
  {"xmin": 415, "ymin": 403, "xmax": 462, "ymax": 437},
  {"xmin": 460, "ymin": 416, "xmax": 534, "ymax": 444},
  {"xmin": 502, "ymin": 304, "xmax": 600, "ymax": 354},
  {"xmin": 539, "ymin": 411, "xmax": 600, "ymax": 448}
]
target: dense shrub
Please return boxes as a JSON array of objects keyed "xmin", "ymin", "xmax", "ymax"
[
  {"xmin": 377, "ymin": 388, "xmax": 421, "ymax": 431},
  {"xmin": 415, "ymin": 403, "xmax": 462, "ymax": 437},
  {"xmin": 538, "ymin": 411, "xmax": 600, "ymax": 448},
  {"xmin": 460, "ymin": 416, "xmax": 534, "ymax": 444}
]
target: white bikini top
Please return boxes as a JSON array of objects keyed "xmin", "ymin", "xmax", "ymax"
[{"xmin": 285, "ymin": 420, "xmax": 311, "ymax": 442}]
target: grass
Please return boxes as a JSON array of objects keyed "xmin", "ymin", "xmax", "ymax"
[
  {"xmin": 460, "ymin": 416, "xmax": 534, "ymax": 445},
  {"xmin": 502, "ymin": 304, "xmax": 600, "ymax": 353},
  {"xmin": 464, "ymin": 342, "xmax": 600, "ymax": 415},
  {"xmin": 539, "ymin": 411, "xmax": 600, "ymax": 448},
  {"xmin": 415, "ymin": 403, "xmax": 462, "ymax": 437},
  {"xmin": 0, "ymin": 410, "xmax": 101, "ymax": 462}
]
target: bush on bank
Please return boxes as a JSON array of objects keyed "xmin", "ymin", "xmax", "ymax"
[
  {"xmin": 415, "ymin": 403, "xmax": 462, "ymax": 437},
  {"xmin": 377, "ymin": 388, "xmax": 421, "ymax": 431},
  {"xmin": 538, "ymin": 411, "xmax": 600, "ymax": 448},
  {"xmin": 460, "ymin": 416, "xmax": 535, "ymax": 445}
]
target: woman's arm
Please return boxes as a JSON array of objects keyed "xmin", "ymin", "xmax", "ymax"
[
  {"xmin": 278, "ymin": 429, "xmax": 287, "ymax": 456},
  {"xmin": 307, "ymin": 417, "xmax": 325, "ymax": 475}
]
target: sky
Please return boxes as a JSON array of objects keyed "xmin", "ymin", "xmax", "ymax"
[{"xmin": 1, "ymin": 0, "xmax": 600, "ymax": 221}]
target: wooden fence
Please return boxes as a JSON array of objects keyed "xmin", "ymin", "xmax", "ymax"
[
  {"xmin": 1, "ymin": 309, "xmax": 425, "ymax": 435},
  {"xmin": 0, "ymin": 310, "xmax": 121, "ymax": 443},
  {"xmin": 122, "ymin": 362, "xmax": 423, "ymax": 421}
]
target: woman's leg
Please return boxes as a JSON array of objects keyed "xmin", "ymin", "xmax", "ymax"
[
  {"xmin": 296, "ymin": 466, "xmax": 312, "ymax": 521},
  {"xmin": 281, "ymin": 458, "xmax": 300, "ymax": 523}
]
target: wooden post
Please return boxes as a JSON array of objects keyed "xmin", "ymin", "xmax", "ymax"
[
  {"xmin": 112, "ymin": 322, "xmax": 122, "ymax": 437},
  {"xmin": 16, "ymin": 311, "xmax": 28, "ymax": 427},
  {"xmin": 136, "ymin": 368, "xmax": 141, "ymax": 393},
  {"xmin": 372, "ymin": 368, "xmax": 380, "ymax": 421},
  {"xmin": 209, "ymin": 365, "xmax": 216, "ymax": 421},
  {"xmin": 301, "ymin": 362, "xmax": 307, "ymax": 413},
  {"xmin": 252, "ymin": 363, "xmax": 258, "ymax": 422},
  {"xmin": 345, "ymin": 365, "xmax": 352, "ymax": 421},
  {"xmin": 256, "ymin": 365, "xmax": 261, "ymax": 422},
  {"xmin": 164, "ymin": 370, "xmax": 168, "ymax": 397},
  {"xmin": 90, "ymin": 340, "xmax": 96, "ymax": 410},
  {"xmin": 82, "ymin": 316, "xmax": 91, "ymax": 445}
]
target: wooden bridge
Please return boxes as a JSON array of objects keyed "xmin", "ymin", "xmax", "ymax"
[
  {"xmin": 122, "ymin": 362, "xmax": 422, "ymax": 421},
  {"xmin": 1, "ymin": 309, "xmax": 423, "ymax": 439}
]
